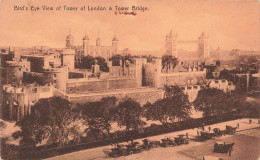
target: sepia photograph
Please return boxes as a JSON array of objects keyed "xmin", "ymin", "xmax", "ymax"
[{"xmin": 0, "ymin": 0, "xmax": 259, "ymax": 159}]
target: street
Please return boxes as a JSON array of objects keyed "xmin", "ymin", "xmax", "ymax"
[{"xmin": 46, "ymin": 118, "xmax": 260, "ymax": 160}]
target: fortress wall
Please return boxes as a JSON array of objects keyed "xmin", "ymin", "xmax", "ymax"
[
  {"xmin": 160, "ymin": 71, "xmax": 206, "ymax": 86},
  {"xmin": 109, "ymin": 78, "xmax": 137, "ymax": 90},
  {"xmin": 124, "ymin": 89, "xmax": 164, "ymax": 105},
  {"xmin": 67, "ymin": 80, "xmax": 109, "ymax": 93},
  {"xmin": 66, "ymin": 78, "xmax": 137, "ymax": 94},
  {"xmin": 68, "ymin": 88, "xmax": 163, "ymax": 106}
]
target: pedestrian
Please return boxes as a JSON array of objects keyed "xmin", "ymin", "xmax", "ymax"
[
  {"xmin": 249, "ymin": 119, "xmax": 252, "ymax": 124},
  {"xmin": 197, "ymin": 130, "xmax": 199, "ymax": 136},
  {"xmin": 228, "ymin": 148, "xmax": 232, "ymax": 156},
  {"xmin": 186, "ymin": 132, "xmax": 189, "ymax": 139},
  {"xmin": 208, "ymin": 126, "xmax": 211, "ymax": 132},
  {"xmin": 202, "ymin": 125, "xmax": 204, "ymax": 131},
  {"xmin": 237, "ymin": 123, "xmax": 239, "ymax": 129}
]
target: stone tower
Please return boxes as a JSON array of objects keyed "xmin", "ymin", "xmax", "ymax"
[
  {"xmin": 83, "ymin": 34, "xmax": 89, "ymax": 57},
  {"xmin": 96, "ymin": 37, "xmax": 101, "ymax": 46},
  {"xmin": 198, "ymin": 32, "xmax": 209, "ymax": 58},
  {"xmin": 165, "ymin": 30, "xmax": 178, "ymax": 58},
  {"xmin": 112, "ymin": 36, "xmax": 118, "ymax": 55},
  {"xmin": 66, "ymin": 30, "xmax": 73, "ymax": 48},
  {"xmin": 61, "ymin": 49, "xmax": 75, "ymax": 70}
]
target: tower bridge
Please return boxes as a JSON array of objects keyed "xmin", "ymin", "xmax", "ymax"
[{"xmin": 165, "ymin": 30, "xmax": 209, "ymax": 59}]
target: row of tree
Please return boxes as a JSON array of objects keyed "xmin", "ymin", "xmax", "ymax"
[
  {"xmin": 77, "ymin": 56, "xmax": 109, "ymax": 72},
  {"xmin": 77, "ymin": 54, "xmax": 135, "ymax": 72},
  {"xmin": 77, "ymin": 54, "xmax": 179, "ymax": 72},
  {"xmin": 13, "ymin": 85, "xmax": 247, "ymax": 149}
]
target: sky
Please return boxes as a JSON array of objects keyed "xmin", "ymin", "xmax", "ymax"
[{"xmin": 0, "ymin": 0, "xmax": 259, "ymax": 51}]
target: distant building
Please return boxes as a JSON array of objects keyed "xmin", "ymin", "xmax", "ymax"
[
  {"xmin": 207, "ymin": 79, "xmax": 235, "ymax": 92},
  {"xmin": 250, "ymin": 73, "xmax": 260, "ymax": 92},
  {"xmin": 65, "ymin": 31, "xmax": 118, "ymax": 66},
  {"xmin": 181, "ymin": 85, "xmax": 206, "ymax": 102}
]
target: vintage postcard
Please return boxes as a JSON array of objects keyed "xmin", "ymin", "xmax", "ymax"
[{"xmin": 0, "ymin": 0, "xmax": 259, "ymax": 159}]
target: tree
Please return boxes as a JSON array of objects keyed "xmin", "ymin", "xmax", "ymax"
[
  {"xmin": 99, "ymin": 97, "xmax": 117, "ymax": 135},
  {"xmin": 163, "ymin": 85, "xmax": 191, "ymax": 122},
  {"xmin": 78, "ymin": 96, "xmax": 117, "ymax": 139},
  {"xmin": 161, "ymin": 55, "xmax": 178, "ymax": 71},
  {"xmin": 122, "ymin": 54, "xmax": 134, "ymax": 64},
  {"xmin": 96, "ymin": 56, "xmax": 109, "ymax": 72},
  {"xmin": 80, "ymin": 55, "xmax": 95, "ymax": 69},
  {"xmin": 226, "ymin": 90, "xmax": 247, "ymax": 113},
  {"xmin": 110, "ymin": 54, "xmax": 123, "ymax": 66},
  {"xmin": 116, "ymin": 98, "xmax": 145, "ymax": 131},
  {"xmin": 144, "ymin": 85, "xmax": 191, "ymax": 124},
  {"xmin": 13, "ymin": 97, "xmax": 81, "ymax": 147},
  {"xmin": 143, "ymin": 99, "xmax": 170, "ymax": 124},
  {"xmin": 193, "ymin": 88, "xmax": 228, "ymax": 118},
  {"xmin": 78, "ymin": 101, "xmax": 106, "ymax": 140}
]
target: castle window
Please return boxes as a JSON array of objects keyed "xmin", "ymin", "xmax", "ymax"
[
  {"xmin": 19, "ymin": 68, "xmax": 21, "ymax": 71},
  {"xmin": 215, "ymin": 80, "xmax": 219, "ymax": 83},
  {"xmin": 53, "ymin": 74, "xmax": 57, "ymax": 78},
  {"xmin": 187, "ymin": 86, "xmax": 192, "ymax": 90},
  {"xmin": 222, "ymin": 80, "xmax": 226, "ymax": 83},
  {"xmin": 194, "ymin": 86, "xmax": 198, "ymax": 89}
]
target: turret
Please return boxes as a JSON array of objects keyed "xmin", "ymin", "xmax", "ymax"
[
  {"xmin": 96, "ymin": 37, "xmax": 101, "ymax": 46},
  {"xmin": 112, "ymin": 36, "xmax": 119, "ymax": 55},
  {"xmin": 83, "ymin": 34, "xmax": 89, "ymax": 56},
  {"xmin": 198, "ymin": 32, "xmax": 209, "ymax": 58},
  {"xmin": 66, "ymin": 30, "xmax": 73, "ymax": 48}
]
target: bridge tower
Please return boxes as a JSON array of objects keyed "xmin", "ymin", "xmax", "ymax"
[
  {"xmin": 198, "ymin": 32, "xmax": 209, "ymax": 58},
  {"xmin": 165, "ymin": 30, "xmax": 178, "ymax": 58}
]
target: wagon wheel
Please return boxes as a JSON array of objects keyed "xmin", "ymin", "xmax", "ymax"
[
  {"xmin": 113, "ymin": 154, "xmax": 119, "ymax": 158},
  {"xmin": 122, "ymin": 150, "xmax": 127, "ymax": 156}
]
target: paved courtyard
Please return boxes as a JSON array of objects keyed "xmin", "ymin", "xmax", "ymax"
[{"xmin": 47, "ymin": 118, "xmax": 260, "ymax": 160}]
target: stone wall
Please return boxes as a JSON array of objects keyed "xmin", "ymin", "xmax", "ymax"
[
  {"xmin": 67, "ymin": 88, "xmax": 164, "ymax": 106},
  {"xmin": 160, "ymin": 70, "xmax": 206, "ymax": 87},
  {"xmin": 66, "ymin": 78, "xmax": 138, "ymax": 94}
]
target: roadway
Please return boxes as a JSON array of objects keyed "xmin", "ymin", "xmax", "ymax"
[{"xmin": 46, "ymin": 118, "xmax": 260, "ymax": 160}]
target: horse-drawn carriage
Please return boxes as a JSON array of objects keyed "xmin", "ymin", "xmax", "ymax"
[
  {"xmin": 213, "ymin": 141, "xmax": 234, "ymax": 153},
  {"xmin": 142, "ymin": 139, "xmax": 160, "ymax": 150},
  {"xmin": 108, "ymin": 143, "xmax": 128, "ymax": 158},
  {"xmin": 225, "ymin": 125, "xmax": 237, "ymax": 134},
  {"xmin": 108, "ymin": 141, "xmax": 143, "ymax": 157},
  {"xmin": 213, "ymin": 128, "xmax": 225, "ymax": 137},
  {"xmin": 197, "ymin": 131, "xmax": 215, "ymax": 141},
  {"xmin": 125, "ymin": 141, "xmax": 143, "ymax": 155},
  {"xmin": 174, "ymin": 134, "xmax": 189, "ymax": 145},
  {"xmin": 161, "ymin": 136, "xmax": 177, "ymax": 147}
]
